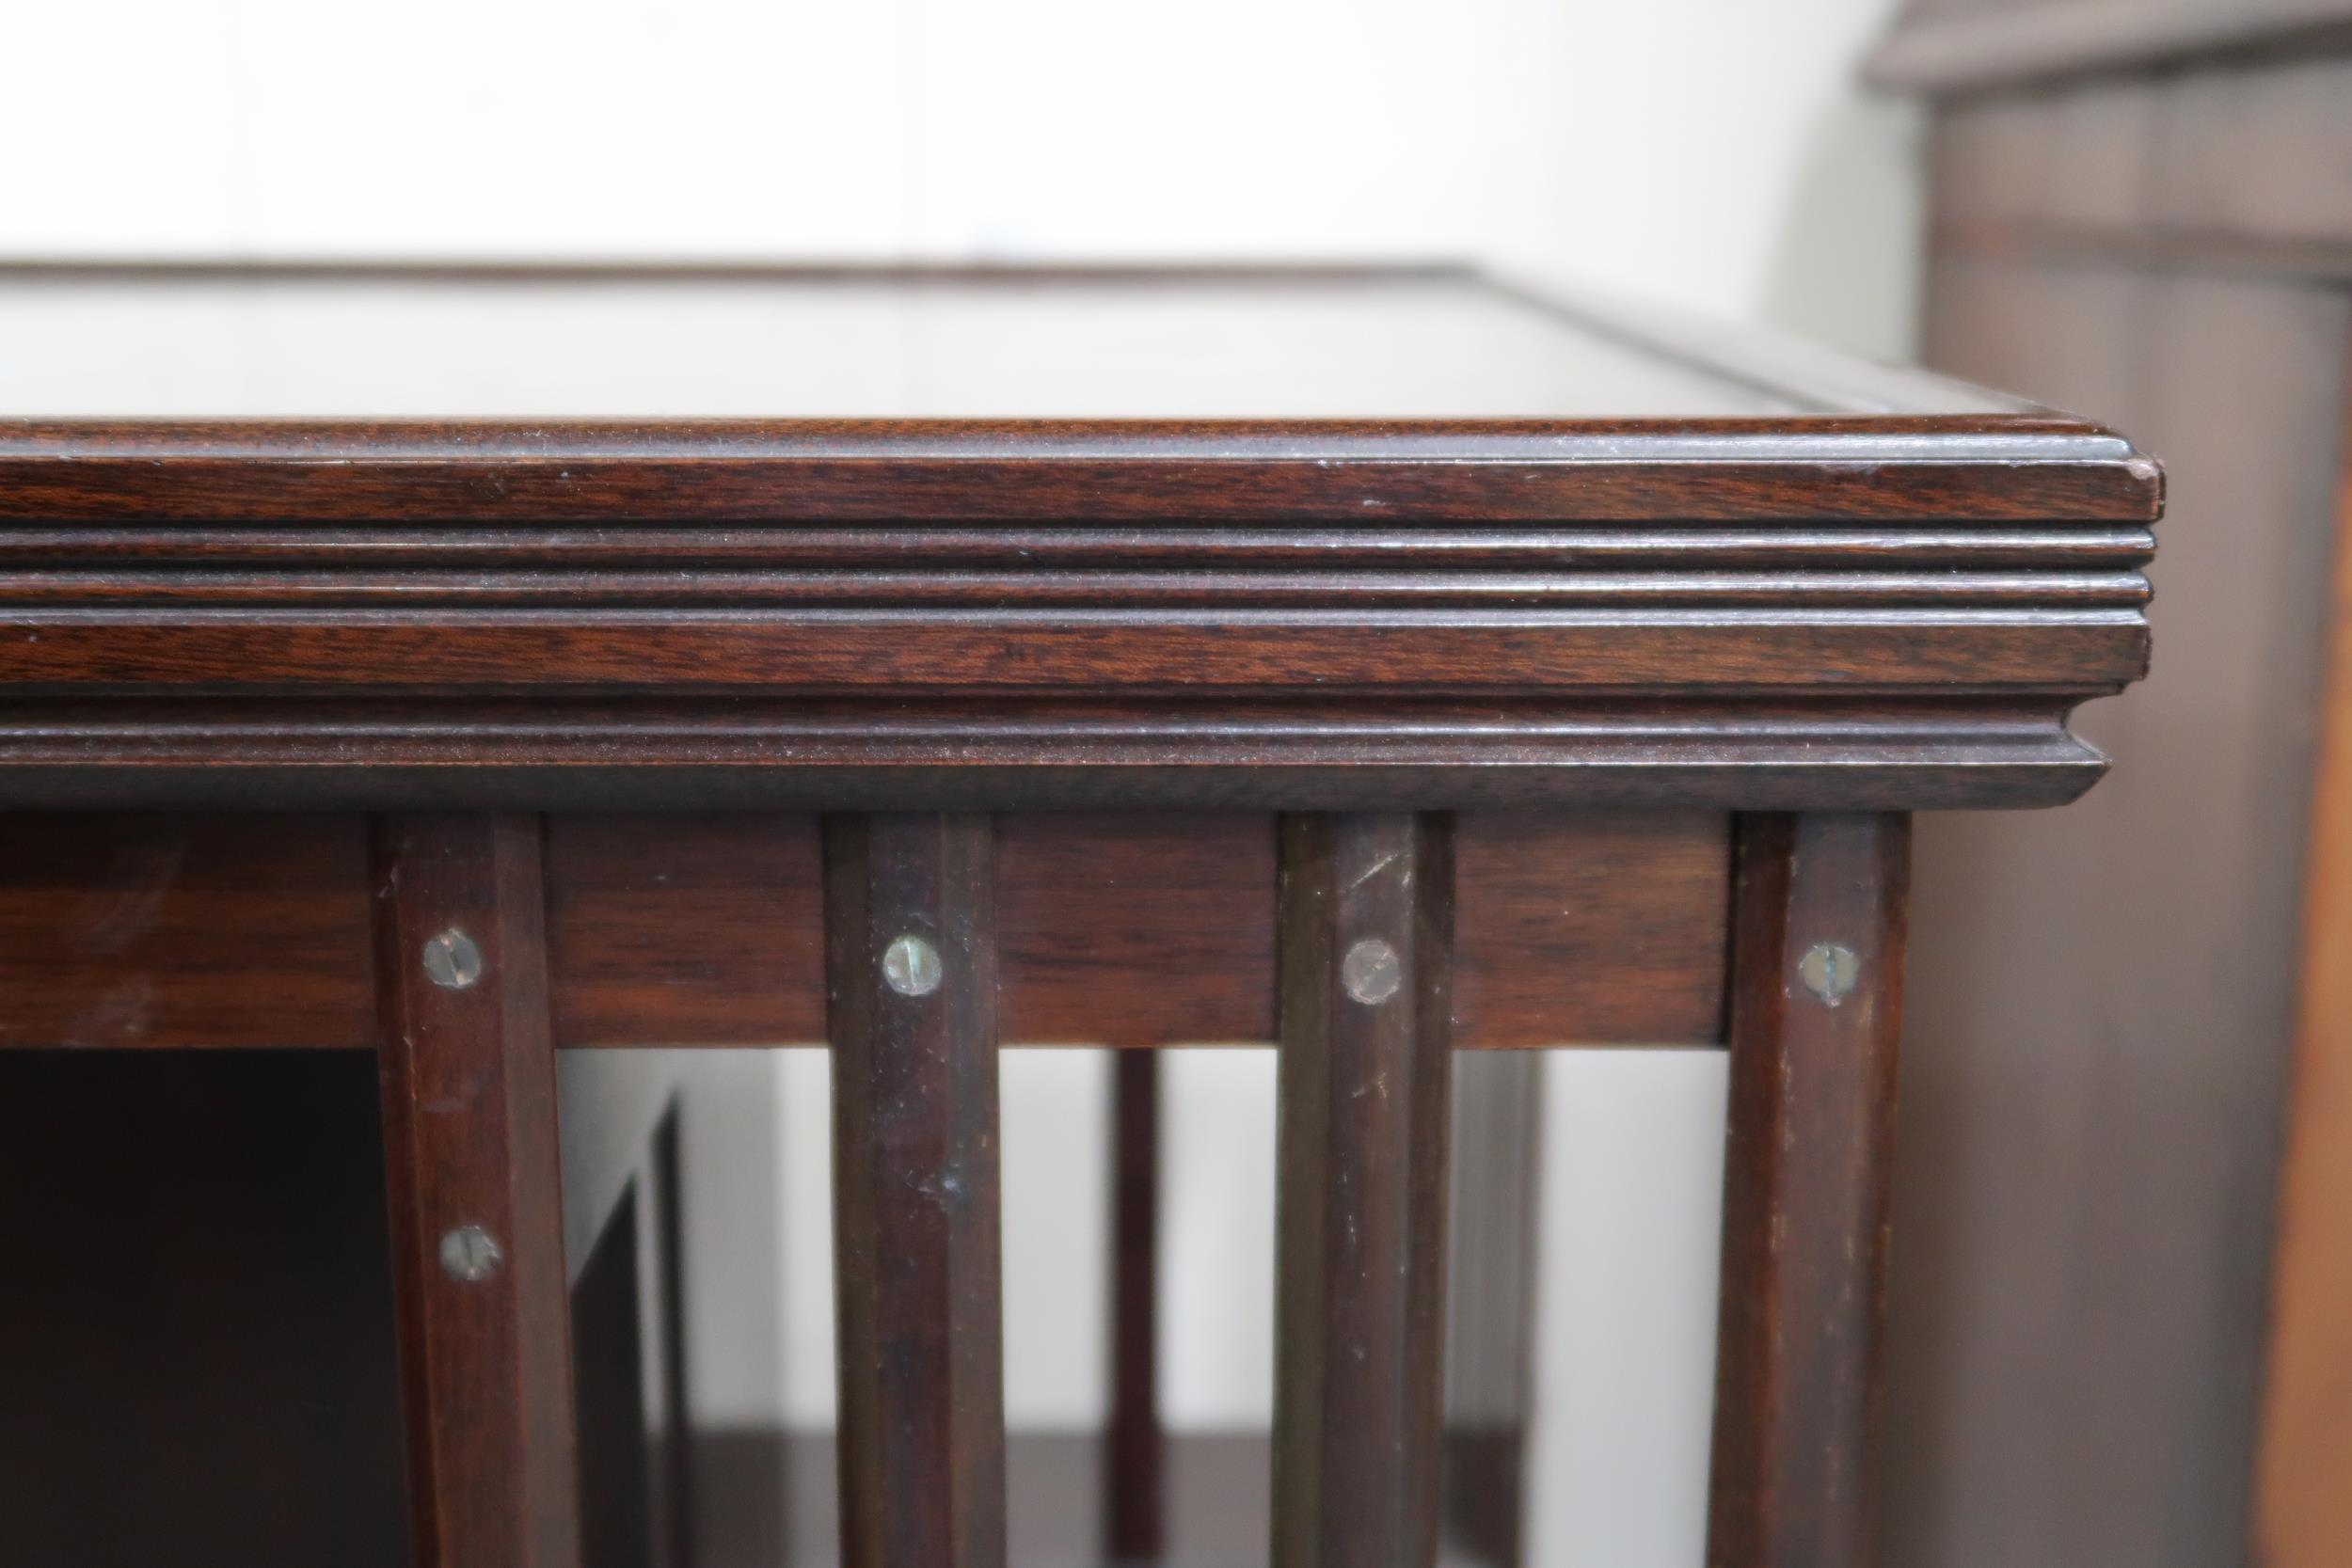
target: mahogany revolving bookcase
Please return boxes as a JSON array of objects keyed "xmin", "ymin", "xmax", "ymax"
[{"xmin": 0, "ymin": 262, "xmax": 2157, "ymax": 1568}]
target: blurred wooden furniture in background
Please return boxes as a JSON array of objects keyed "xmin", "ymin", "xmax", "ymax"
[
  {"xmin": 1871, "ymin": 6, "xmax": 2352, "ymax": 1566},
  {"xmin": 0, "ymin": 263, "xmax": 2156, "ymax": 1568}
]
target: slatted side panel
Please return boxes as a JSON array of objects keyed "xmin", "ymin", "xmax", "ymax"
[{"xmin": 0, "ymin": 804, "xmax": 1788, "ymax": 1568}]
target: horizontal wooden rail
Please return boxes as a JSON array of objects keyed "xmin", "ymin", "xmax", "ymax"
[{"xmin": 0, "ymin": 810, "xmax": 1729, "ymax": 1051}]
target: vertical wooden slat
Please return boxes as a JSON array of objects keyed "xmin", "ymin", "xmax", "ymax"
[
  {"xmin": 826, "ymin": 813, "xmax": 1007, "ymax": 1568},
  {"xmin": 648, "ymin": 1109, "xmax": 696, "ymax": 1568},
  {"xmin": 1105, "ymin": 1048, "xmax": 1166, "ymax": 1563},
  {"xmin": 1273, "ymin": 813, "xmax": 1454, "ymax": 1568},
  {"xmin": 373, "ymin": 813, "xmax": 582, "ymax": 1568},
  {"xmin": 1707, "ymin": 812, "xmax": 1910, "ymax": 1568}
]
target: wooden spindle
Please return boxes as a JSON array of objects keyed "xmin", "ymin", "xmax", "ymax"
[
  {"xmin": 372, "ymin": 813, "xmax": 582, "ymax": 1568},
  {"xmin": 1272, "ymin": 813, "xmax": 1454, "ymax": 1568},
  {"xmin": 1706, "ymin": 813, "xmax": 1910, "ymax": 1568},
  {"xmin": 826, "ymin": 813, "xmax": 1007, "ymax": 1568},
  {"xmin": 1105, "ymin": 1048, "xmax": 1166, "ymax": 1563},
  {"xmin": 647, "ymin": 1109, "xmax": 694, "ymax": 1568}
]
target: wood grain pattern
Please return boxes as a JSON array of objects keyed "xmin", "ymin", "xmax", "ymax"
[
  {"xmin": 0, "ymin": 520, "xmax": 2161, "ymax": 572},
  {"xmin": 1273, "ymin": 814, "xmax": 1454, "ymax": 1568},
  {"xmin": 546, "ymin": 814, "xmax": 827, "ymax": 1048},
  {"xmin": 0, "ymin": 810, "xmax": 1727, "ymax": 1051},
  {"xmin": 1453, "ymin": 811, "xmax": 1728, "ymax": 1046},
  {"xmin": 0, "ymin": 265, "xmax": 2156, "ymax": 809},
  {"xmin": 826, "ymin": 814, "xmax": 1007, "ymax": 1568},
  {"xmin": 372, "ymin": 814, "xmax": 582, "ymax": 1568},
  {"xmin": 1707, "ymin": 813, "xmax": 1909, "ymax": 1568},
  {"xmin": 0, "ymin": 609, "xmax": 2144, "ymax": 696},
  {"xmin": 0, "ymin": 261, "xmax": 2164, "ymax": 1568},
  {"xmin": 994, "ymin": 814, "xmax": 1280, "ymax": 1046},
  {"xmin": 0, "ymin": 810, "xmax": 373, "ymax": 1048},
  {"xmin": 0, "ymin": 416, "xmax": 2153, "ymax": 524}
]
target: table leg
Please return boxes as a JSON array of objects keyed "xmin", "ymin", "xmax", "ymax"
[
  {"xmin": 647, "ymin": 1108, "xmax": 695, "ymax": 1568},
  {"xmin": 1272, "ymin": 813, "xmax": 1454, "ymax": 1568},
  {"xmin": 372, "ymin": 813, "xmax": 582, "ymax": 1568},
  {"xmin": 1706, "ymin": 813, "xmax": 1910, "ymax": 1568},
  {"xmin": 826, "ymin": 813, "xmax": 1008, "ymax": 1568},
  {"xmin": 1105, "ymin": 1047, "xmax": 1166, "ymax": 1563}
]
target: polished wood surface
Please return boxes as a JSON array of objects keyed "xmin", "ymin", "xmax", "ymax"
[
  {"xmin": 1707, "ymin": 814, "xmax": 1909, "ymax": 1568},
  {"xmin": 372, "ymin": 815, "xmax": 582, "ymax": 1568},
  {"xmin": 0, "ymin": 420, "xmax": 2148, "ymax": 528},
  {"xmin": 1273, "ymin": 815, "xmax": 1454, "ymax": 1568},
  {"xmin": 0, "ymin": 810, "xmax": 1729, "ymax": 1051},
  {"xmin": 0, "ymin": 261, "xmax": 2161, "ymax": 1568},
  {"xmin": 0, "ymin": 265, "xmax": 2153, "ymax": 811},
  {"xmin": 826, "ymin": 814, "xmax": 1008, "ymax": 1568}
]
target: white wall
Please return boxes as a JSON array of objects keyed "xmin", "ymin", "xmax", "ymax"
[
  {"xmin": 0, "ymin": 0, "xmax": 1915, "ymax": 354},
  {"xmin": 0, "ymin": 2, "xmax": 1917, "ymax": 1560}
]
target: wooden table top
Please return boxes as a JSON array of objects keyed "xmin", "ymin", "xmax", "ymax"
[{"xmin": 0, "ymin": 261, "xmax": 2158, "ymax": 811}]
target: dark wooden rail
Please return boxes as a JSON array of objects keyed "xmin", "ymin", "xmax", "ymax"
[{"xmin": 0, "ymin": 811, "xmax": 1731, "ymax": 1052}]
